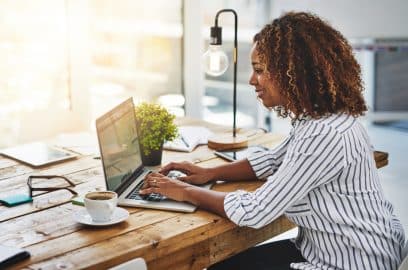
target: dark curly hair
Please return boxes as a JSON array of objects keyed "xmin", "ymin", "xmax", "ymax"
[{"xmin": 254, "ymin": 12, "xmax": 367, "ymax": 119}]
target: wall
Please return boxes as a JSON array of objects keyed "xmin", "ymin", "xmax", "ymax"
[
  {"xmin": 269, "ymin": 0, "xmax": 408, "ymax": 121},
  {"xmin": 270, "ymin": 0, "xmax": 408, "ymax": 39}
]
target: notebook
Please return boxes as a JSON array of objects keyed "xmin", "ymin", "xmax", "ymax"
[
  {"xmin": 164, "ymin": 126, "xmax": 213, "ymax": 152},
  {"xmin": 96, "ymin": 98, "xmax": 212, "ymax": 213}
]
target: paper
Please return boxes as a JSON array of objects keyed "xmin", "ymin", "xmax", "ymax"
[
  {"xmin": 164, "ymin": 126, "xmax": 213, "ymax": 152},
  {"xmin": 53, "ymin": 132, "xmax": 99, "ymax": 156}
]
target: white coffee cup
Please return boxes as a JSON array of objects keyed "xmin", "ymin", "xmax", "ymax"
[{"xmin": 84, "ymin": 191, "xmax": 118, "ymax": 222}]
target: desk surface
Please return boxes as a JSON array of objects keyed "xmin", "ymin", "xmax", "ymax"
[{"xmin": 0, "ymin": 118, "xmax": 386, "ymax": 270}]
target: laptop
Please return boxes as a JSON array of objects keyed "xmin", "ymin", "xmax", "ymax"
[{"xmin": 96, "ymin": 98, "xmax": 212, "ymax": 212}]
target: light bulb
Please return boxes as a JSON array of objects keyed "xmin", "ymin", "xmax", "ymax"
[{"xmin": 202, "ymin": 45, "xmax": 229, "ymax": 76}]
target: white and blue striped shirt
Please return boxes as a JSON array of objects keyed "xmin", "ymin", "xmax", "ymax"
[{"xmin": 224, "ymin": 114, "xmax": 405, "ymax": 270}]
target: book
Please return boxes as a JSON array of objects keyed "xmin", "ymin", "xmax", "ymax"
[
  {"xmin": 164, "ymin": 126, "xmax": 213, "ymax": 152},
  {"xmin": 71, "ymin": 195, "xmax": 85, "ymax": 206}
]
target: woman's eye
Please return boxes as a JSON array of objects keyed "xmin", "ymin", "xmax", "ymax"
[{"xmin": 254, "ymin": 69, "xmax": 263, "ymax": 74}]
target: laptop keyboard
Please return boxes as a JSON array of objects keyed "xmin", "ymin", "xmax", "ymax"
[{"xmin": 126, "ymin": 170, "xmax": 186, "ymax": 202}]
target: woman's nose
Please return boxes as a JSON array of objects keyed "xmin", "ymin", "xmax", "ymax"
[{"xmin": 249, "ymin": 73, "xmax": 257, "ymax": 86}]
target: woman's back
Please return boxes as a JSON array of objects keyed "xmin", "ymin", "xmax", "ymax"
[{"xmin": 286, "ymin": 114, "xmax": 405, "ymax": 269}]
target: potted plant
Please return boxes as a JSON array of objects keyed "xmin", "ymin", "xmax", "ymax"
[{"xmin": 134, "ymin": 102, "xmax": 178, "ymax": 166}]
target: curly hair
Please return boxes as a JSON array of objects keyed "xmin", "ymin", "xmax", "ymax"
[{"xmin": 254, "ymin": 12, "xmax": 367, "ymax": 119}]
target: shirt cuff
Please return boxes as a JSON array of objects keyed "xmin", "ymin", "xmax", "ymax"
[
  {"xmin": 223, "ymin": 190, "xmax": 247, "ymax": 226},
  {"xmin": 247, "ymin": 151, "xmax": 271, "ymax": 179}
]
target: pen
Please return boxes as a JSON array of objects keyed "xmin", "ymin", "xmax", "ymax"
[{"xmin": 180, "ymin": 135, "xmax": 190, "ymax": 148}]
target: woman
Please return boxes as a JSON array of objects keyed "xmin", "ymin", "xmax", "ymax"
[{"xmin": 140, "ymin": 12, "xmax": 405, "ymax": 270}]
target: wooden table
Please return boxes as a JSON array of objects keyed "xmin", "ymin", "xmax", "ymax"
[{"xmin": 0, "ymin": 118, "xmax": 387, "ymax": 270}]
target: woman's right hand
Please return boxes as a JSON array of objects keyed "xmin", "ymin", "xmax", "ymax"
[{"xmin": 159, "ymin": 161, "xmax": 215, "ymax": 185}]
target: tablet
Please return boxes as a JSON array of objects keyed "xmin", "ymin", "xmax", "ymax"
[
  {"xmin": 0, "ymin": 142, "xmax": 77, "ymax": 167},
  {"xmin": 214, "ymin": 145, "xmax": 269, "ymax": 162}
]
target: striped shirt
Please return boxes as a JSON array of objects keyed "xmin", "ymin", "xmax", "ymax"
[{"xmin": 224, "ymin": 114, "xmax": 405, "ymax": 270}]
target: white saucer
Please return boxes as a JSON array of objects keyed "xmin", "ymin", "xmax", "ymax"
[{"xmin": 73, "ymin": 207, "xmax": 129, "ymax": 226}]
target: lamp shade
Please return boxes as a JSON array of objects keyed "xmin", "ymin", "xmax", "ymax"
[{"xmin": 202, "ymin": 45, "xmax": 229, "ymax": 76}]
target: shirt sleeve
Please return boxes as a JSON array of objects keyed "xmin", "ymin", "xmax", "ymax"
[
  {"xmin": 247, "ymin": 134, "xmax": 292, "ymax": 179},
  {"xmin": 224, "ymin": 128, "xmax": 345, "ymax": 229}
]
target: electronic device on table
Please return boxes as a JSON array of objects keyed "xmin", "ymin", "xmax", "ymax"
[
  {"xmin": 214, "ymin": 145, "xmax": 269, "ymax": 162},
  {"xmin": 0, "ymin": 142, "xmax": 77, "ymax": 167},
  {"xmin": 96, "ymin": 98, "xmax": 212, "ymax": 213}
]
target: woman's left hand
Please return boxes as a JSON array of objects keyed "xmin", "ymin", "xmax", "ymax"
[{"xmin": 139, "ymin": 172, "xmax": 192, "ymax": 202}]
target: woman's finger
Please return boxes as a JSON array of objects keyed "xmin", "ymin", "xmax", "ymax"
[
  {"xmin": 143, "ymin": 175, "xmax": 160, "ymax": 188},
  {"xmin": 148, "ymin": 172, "xmax": 164, "ymax": 177},
  {"xmin": 178, "ymin": 175, "xmax": 194, "ymax": 183},
  {"xmin": 139, "ymin": 187, "xmax": 160, "ymax": 195},
  {"xmin": 159, "ymin": 162, "xmax": 178, "ymax": 174},
  {"xmin": 160, "ymin": 162, "xmax": 191, "ymax": 174},
  {"xmin": 149, "ymin": 178, "xmax": 158, "ymax": 187},
  {"xmin": 148, "ymin": 176, "xmax": 165, "ymax": 187}
]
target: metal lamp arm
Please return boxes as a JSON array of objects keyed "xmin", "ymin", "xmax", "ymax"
[{"xmin": 213, "ymin": 9, "xmax": 238, "ymax": 137}]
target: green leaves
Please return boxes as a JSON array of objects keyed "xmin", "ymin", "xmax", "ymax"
[{"xmin": 134, "ymin": 102, "xmax": 178, "ymax": 155}]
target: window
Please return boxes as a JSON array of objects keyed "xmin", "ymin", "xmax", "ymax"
[
  {"xmin": 88, "ymin": 0, "xmax": 183, "ymax": 121},
  {"xmin": 0, "ymin": 1, "xmax": 71, "ymax": 147},
  {"xmin": 0, "ymin": 1, "xmax": 183, "ymax": 148},
  {"xmin": 1, "ymin": 1, "xmax": 277, "ymax": 148}
]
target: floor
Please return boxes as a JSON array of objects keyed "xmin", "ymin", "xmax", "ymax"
[{"xmin": 264, "ymin": 118, "xmax": 408, "ymax": 243}]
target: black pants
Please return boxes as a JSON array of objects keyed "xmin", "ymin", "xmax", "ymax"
[{"xmin": 208, "ymin": 240, "xmax": 305, "ymax": 270}]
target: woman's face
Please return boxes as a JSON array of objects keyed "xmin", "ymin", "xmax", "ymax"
[{"xmin": 249, "ymin": 43, "xmax": 283, "ymax": 108}]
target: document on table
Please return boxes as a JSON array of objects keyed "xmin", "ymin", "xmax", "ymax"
[
  {"xmin": 52, "ymin": 132, "xmax": 99, "ymax": 156},
  {"xmin": 164, "ymin": 126, "xmax": 213, "ymax": 152}
]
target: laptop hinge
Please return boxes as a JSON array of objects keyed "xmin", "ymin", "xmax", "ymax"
[{"xmin": 115, "ymin": 167, "xmax": 145, "ymax": 194}]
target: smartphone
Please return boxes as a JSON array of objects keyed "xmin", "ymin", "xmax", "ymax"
[{"xmin": 214, "ymin": 145, "xmax": 269, "ymax": 162}]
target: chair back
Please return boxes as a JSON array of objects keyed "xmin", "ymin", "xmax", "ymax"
[{"xmin": 398, "ymin": 241, "xmax": 408, "ymax": 270}]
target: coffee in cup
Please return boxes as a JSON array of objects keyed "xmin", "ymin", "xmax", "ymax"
[{"xmin": 84, "ymin": 191, "xmax": 118, "ymax": 222}]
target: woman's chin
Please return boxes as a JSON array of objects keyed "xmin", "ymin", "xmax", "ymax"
[{"xmin": 260, "ymin": 99, "xmax": 274, "ymax": 108}]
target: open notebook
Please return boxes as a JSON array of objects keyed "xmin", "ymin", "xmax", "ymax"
[{"xmin": 164, "ymin": 126, "xmax": 213, "ymax": 152}]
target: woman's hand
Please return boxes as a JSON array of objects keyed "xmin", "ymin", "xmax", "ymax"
[
  {"xmin": 139, "ymin": 172, "xmax": 193, "ymax": 202},
  {"xmin": 159, "ymin": 161, "xmax": 215, "ymax": 185},
  {"xmin": 140, "ymin": 172, "xmax": 228, "ymax": 217}
]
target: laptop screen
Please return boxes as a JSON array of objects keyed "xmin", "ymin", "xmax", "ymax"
[{"xmin": 96, "ymin": 98, "xmax": 143, "ymax": 191}]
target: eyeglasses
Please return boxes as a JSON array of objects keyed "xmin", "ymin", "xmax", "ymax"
[{"xmin": 27, "ymin": 175, "xmax": 78, "ymax": 198}]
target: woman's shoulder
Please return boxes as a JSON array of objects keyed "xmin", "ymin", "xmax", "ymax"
[
  {"xmin": 315, "ymin": 114, "xmax": 357, "ymax": 131},
  {"xmin": 294, "ymin": 114, "xmax": 358, "ymax": 139}
]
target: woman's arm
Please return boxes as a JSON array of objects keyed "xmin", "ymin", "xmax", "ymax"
[
  {"xmin": 184, "ymin": 186, "xmax": 228, "ymax": 217},
  {"xmin": 225, "ymin": 131, "xmax": 346, "ymax": 229},
  {"xmin": 160, "ymin": 135, "xmax": 292, "ymax": 185},
  {"xmin": 210, "ymin": 159, "xmax": 257, "ymax": 182},
  {"xmin": 140, "ymin": 172, "xmax": 228, "ymax": 216},
  {"xmin": 159, "ymin": 159, "xmax": 257, "ymax": 185}
]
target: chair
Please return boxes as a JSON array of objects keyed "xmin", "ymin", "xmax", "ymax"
[
  {"xmin": 399, "ymin": 241, "xmax": 408, "ymax": 270},
  {"xmin": 373, "ymin": 150, "xmax": 388, "ymax": 169},
  {"xmin": 108, "ymin": 258, "xmax": 147, "ymax": 270}
]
